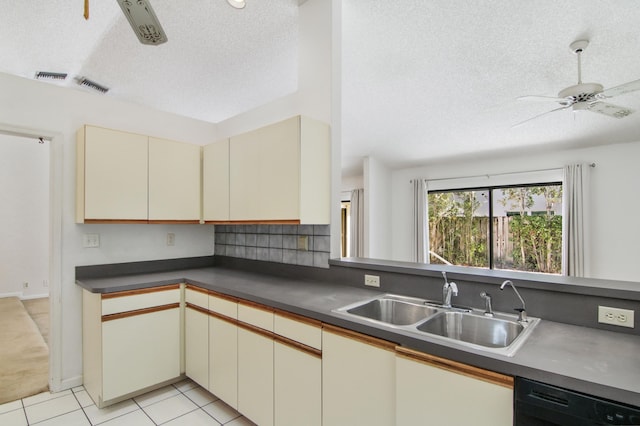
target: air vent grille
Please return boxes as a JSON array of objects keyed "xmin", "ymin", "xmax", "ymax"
[
  {"xmin": 77, "ymin": 77, "xmax": 109, "ymax": 94},
  {"xmin": 35, "ymin": 71, "xmax": 68, "ymax": 81}
]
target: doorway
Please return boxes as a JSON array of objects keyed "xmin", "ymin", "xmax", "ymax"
[{"xmin": 0, "ymin": 123, "xmax": 63, "ymax": 398}]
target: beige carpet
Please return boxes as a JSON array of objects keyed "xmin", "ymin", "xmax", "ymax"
[
  {"xmin": 0, "ymin": 297, "xmax": 49, "ymax": 404},
  {"xmin": 22, "ymin": 297, "xmax": 49, "ymax": 345}
]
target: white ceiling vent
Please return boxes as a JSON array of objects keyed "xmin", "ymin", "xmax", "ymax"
[
  {"xmin": 76, "ymin": 77, "xmax": 110, "ymax": 94},
  {"xmin": 34, "ymin": 71, "xmax": 68, "ymax": 81}
]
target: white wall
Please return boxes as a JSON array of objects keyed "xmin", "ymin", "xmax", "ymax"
[
  {"xmin": 363, "ymin": 156, "xmax": 391, "ymax": 259},
  {"xmin": 0, "ymin": 134, "xmax": 49, "ymax": 298},
  {"xmin": 0, "ymin": 72, "xmax": 217, "ymax": 388},
  {"xmin": 216, "ymin": 0, "xmax": 332, "ymax": 139},
  {"xmin": 385, "ymin": 140, "xmax": 640, "ymax": 282}
]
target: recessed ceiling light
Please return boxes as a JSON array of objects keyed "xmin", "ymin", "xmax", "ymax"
[{"xmin": 227, "ymin": 0, "xmax": 246, "ymax": 9}]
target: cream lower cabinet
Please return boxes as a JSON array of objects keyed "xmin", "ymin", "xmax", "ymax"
[
  {"xmin": 395, "ymin": 347, "xmax": 513, "ymax": 426},
  {"xmin": 209, "ymin": 294, "xmax": 238, "ymax": 409},
  {"xmin": 83, "ymin": 285, "xmax": 181, "ymax": 408},
  {"xmin": 274, "ymin": 313, "xmax": 322, "ymax": 426},
  {"xmin": 322, "ymin": 324, "xmax": 396, "ymax": 426},
  {"xmin": 237, "ymin": 303, "xmax": 275, "ymax": 426},
  {"xmin": 184, "ymin": 286, "xmax": 209, "ymax": 389}
]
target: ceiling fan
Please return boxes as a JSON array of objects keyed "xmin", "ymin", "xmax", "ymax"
[{"xmin": 514, "ymin": 40, "xmax": 640, "ymax": 127}]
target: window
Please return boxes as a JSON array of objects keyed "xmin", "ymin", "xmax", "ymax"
[{"xmin": 428, "ymin": 183, "xmax": 562, "ymax": 274}]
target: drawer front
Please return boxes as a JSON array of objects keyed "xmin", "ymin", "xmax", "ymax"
[
  {"xmin": 274, "ymin": 314, "xmax": 321, "ymax": 350},
  {"xmin": 238, "ymin": 303, "xmax": 273, "ymax": 332},
  {"xmin": 102, "ymin": 286, "xmax": 180, "ymax": 315},
  {"xmin": 185, "ymin": 287, "xmax": 209, "ymax": 310},
  {"xmin": 209, "ymin": 294, "xmax": 238, "ymax": 319}
]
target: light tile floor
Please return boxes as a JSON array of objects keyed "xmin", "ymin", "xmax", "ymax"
[{"xmin": 0, "ymin": 379, "xmax": 256, "ymax": 426}]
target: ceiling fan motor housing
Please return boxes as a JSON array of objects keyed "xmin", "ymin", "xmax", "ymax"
[{"xmin": 558, "ymin": 82, "xmax": 603, "ymax": 105}]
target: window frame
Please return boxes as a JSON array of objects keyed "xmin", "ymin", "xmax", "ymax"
[{"xmin": 428, "ymin": 181, "xmax": 563, "ymax": 272}]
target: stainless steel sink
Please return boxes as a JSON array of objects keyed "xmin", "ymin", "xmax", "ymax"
[
  {"xmin": 335, "ymin": 294, "xmax": 441, "ymax": 326},
  {"xmin": 346, "ymin": 297, "xmax": 440, "ymax": 325},
  {"xmin": 416, "ymin": 311, "xmax": 524, "ymax": 348},
  {"xmin": 333, "ymin": 293, "xmax": 539, "ymax": 356}
]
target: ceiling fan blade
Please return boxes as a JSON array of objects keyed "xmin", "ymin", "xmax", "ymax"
[
  {"xmin": 588, "ymin": 102, "xmax": 634, "ymax": 118},
  {"xmin": 517, "ymin": 95, "xmax": 569, "ymax": 104},
  {"xmin": 512, "ymin": 105, "xmax": 571, "ymax": 128},
  {"xmin": 600, "ymin": 78, "xmax": 640, "ymax": 98}
]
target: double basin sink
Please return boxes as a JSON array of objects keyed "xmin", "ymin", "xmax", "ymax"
[{"xmin": 333, "ymin": 294, "xmax": 539, "ymax": 356}]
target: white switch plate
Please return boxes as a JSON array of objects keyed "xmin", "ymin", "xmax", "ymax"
[
  {"xmin": 364, "ymin": 274, "xmax": 380, "ymax": 287},
  {"xmin": 83, "ymin": 233, "xmax": 100, "ymax": 248},
  {"xmin": 598, "ymin": 306, "xmax": 635, "ymax": 328},
  {"xmin": 167, "ymin": 233, "xmax": 175, "ymax": 246}
]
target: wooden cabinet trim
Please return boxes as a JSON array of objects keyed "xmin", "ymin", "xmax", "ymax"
[
  {"xmin": 395, "ymin": 346, "xmax": 514, "ymax": 389},
  {"xmin": 84, "ymin": 219, "xmax": 149, "ymax": 224},
  {"xmin": 209, "ymin": 290, "xmax": 240, "ymax": 304},
  {"xmin": 102, "ymin": 303, "xmax": 180, "ymax": 322},
  {"xmin": 186, "ymin": 302, "xmax": 210, "ymax": 316},
  {"xmin": 274, "ymin": 309, "xmax": 322, "ymax": 328},
  {"xmin": 101, "ymin": 284, "xmax": 181, "ymax": 299},
  {"xmin": 238, "ymin": 300, "xmax": 274, "ymax": 314},
  {"xmin": 274, "ymin": 335, "xmax": 321, "ymax": 359},
  {"xmin": 186, "ymin": 285, "xmax": 210, "ymax": 295},
  {"xmin": 209, "ymin": 310, "xmax": 239, "ymax": 327},
  {"xmin": 148, "ymin": 220, "xmax": 200, "ymax": 225},
  {"xmin": 237, "ymin": 320, "xmax": 275, "ymax": 340},
  {"xmin": 322, "ymin": 323, "xmax": 397, "ymax": 352}
]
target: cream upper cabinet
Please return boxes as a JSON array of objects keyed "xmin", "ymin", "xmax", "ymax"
[
  {"xmin": 148, "ymin": 137, "xmax": 201, "ymax": 222},
  {"xmin": 203, "ymin": 139, "xmax": 230, "ymax": 222},
  {"xmin": 395, "ymin": 347, "xmax": 513, "ymax": 426},
  {"xmin": 322, "ymin": 325, "xmax": 396, "ymax": 426},
  {"xmin": 229, "ymin": 115, "xmax": 330, "ymax": 224},
  {"xmin": 77, "ymin": 125, "xmax": 201, "ymax": 223},
  {"xmin": 77, "ymin": 125, "xmax": 148, "ymax": 222}
]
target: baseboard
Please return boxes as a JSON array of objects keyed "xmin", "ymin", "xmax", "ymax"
[
  {"xmin": 0, "ymin": 292, "xmax": 23, "ymax": 299},
  {"xmin": 54, "ymin": 375, "xmax": 83, "ymax": 393},
  {"xmin": 21, "ymin": 293, "xmax": 49, "ymax": 300}
]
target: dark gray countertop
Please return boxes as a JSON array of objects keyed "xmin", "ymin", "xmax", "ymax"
[{"xmin": 76, "ymin": 266, "xmax": 640, "ymax": 407}]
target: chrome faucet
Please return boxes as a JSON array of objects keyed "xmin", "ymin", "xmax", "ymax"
[
  {"xmin": 441, "ymin": 271, "xmax": 458, "ymax": 308},
  {"xmin": 480, "ymin": 291, "xmax": 493, "ymax": 317},
  {"xmin": 500, "ymin": 280, "xmax": 528, "ymax": 323}
]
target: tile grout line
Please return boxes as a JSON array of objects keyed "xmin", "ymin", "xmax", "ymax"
[
  {"xmin": 132, "ymin": 397, "xmax": 158, "ymax": 426},
  {"xmin": 70, "ymin": 388, "xmax": 93, "ymax": 426}
]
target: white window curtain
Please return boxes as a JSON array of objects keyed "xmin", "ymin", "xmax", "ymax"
[
  {"xmin": 350, "ymin": 188, "xmax": 365, "ymax": 257},
  {"xmin": 562, "ymin": 163, "xmax": 592, "ymax": 277},
  {"xmin": 411, "ymin": 179, "xmax": 429, "ymax": 263}
]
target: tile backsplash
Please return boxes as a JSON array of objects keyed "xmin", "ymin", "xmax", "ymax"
[{"xmin": 214, "ymin": 224, "xmax": 330, "ymax": 268}]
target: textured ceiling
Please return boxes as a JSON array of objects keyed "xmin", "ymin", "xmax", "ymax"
[
  {"xmin": 2, "ymin": 1, "xmax": 640, "ymax": 177},
  {"xmin": 341, "ymin": 0, "xmax": 640, "ymax": 175},
  {"xmin": 0, "ymin": 0, "xmax": 299, "ymax": 123}
]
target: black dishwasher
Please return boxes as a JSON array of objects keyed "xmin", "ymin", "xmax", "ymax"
[{"xmin": 515, "ymin": 377, "xmax": 640, "ymax": 425}]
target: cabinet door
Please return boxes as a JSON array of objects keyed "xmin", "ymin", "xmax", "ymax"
[
  {"xmin": 238, "ymin": 327, "xmax": 274, "ymax": 426},
  {"xmin": 148, "ymin": 137, "xmax": 201, "ymax": 222},
  {"xmin": 81, "ymin": 126, "xmax": 148, "ymax": 221},
  {"xmin": 102, "ymin": 307, "xmax": 180, "ymax": 401},
  {"xmin": 185, "ymin": 307, "xmax": 209, "ymax": 389},
  {"xmin": 203, "ymin": 139, "xmax": 230, "ymax": 222},
  {"xmin": 229, "ymin": 117, "xmax": 300, "ymax": 221},
  {"xmin": 209, "ymin": 316, "xmax": 238, "ymax": 408},
  {"xmin": 274, "ymin": 341, "xmax": 321, "ymax": 426},
  {"xmin": 396, "ymin": 351, "xmax": 513, "ymax": 426},
  {"xmin": 322, "ymin": 327, "xmax": 396, "ymax": 426}
]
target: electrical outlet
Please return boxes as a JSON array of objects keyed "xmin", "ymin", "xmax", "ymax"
[
  {"xmin": 83, "ymin": 233, "xmax": 100, "ymax": 248},
  {"xmin": 167, "ymin": 233, "xmax": 175, "ymax": 246},
  {"xmin": 23, "ymin": 282, "xmax": 29, "ymax": 289},
  {"xmin": 598, "ymin": 306, "xmax": 635, "ymax": 328},
  {"xmin": 364, "ymin": 274, "xmax": 380, "ymax": 287}
]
